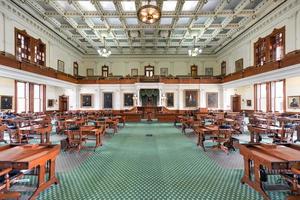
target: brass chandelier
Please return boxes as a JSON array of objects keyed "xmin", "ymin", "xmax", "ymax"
[{"xmin": 137, "ymin": 0, "xmax": 161, "ymax": 24}]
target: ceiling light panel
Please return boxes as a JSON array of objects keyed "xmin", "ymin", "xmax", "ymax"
[
  {"xmin": 121, "ymin": 1, "xmax": 136, "ymax": 12},
  {"xmin": 162, "ymin": 1, "xmax": 177, "ymax": 12},
  {"xmin": 78, "ymin": 1, "xmax": 97, "ymax": 11},
  {"xmin": 182, "ymin": 1, "xmax": 198, "ymax": 12},
  {"xmin": 100, "ymin": 1, "xmax": 116, "ymax": 11}
]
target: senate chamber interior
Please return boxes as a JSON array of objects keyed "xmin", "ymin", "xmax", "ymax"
[{"xmin": 0, "ymin": 0, "xmax": 300, "ymax": 200}]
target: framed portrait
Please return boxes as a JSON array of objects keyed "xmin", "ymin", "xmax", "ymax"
[
  {"xmin": 57, "ymin": 60, "xmax": 65, "ymax": 72},
  {"xmin": 246, "ymin": 100, "xmax": 252, "ymax": 107},
  {"xmin": 86, "ymin": 68, "xmax": 94, "ymax": 76},
  {"xmin": 131, "ymin": 68, "xmax": 138, "ymax": 77},
  {"xmin": 235, "ymin": 58, "xmax": 243, "ymax": 72},
  {"xmin": 185, "ymin": 90, "xmax": 198, "ymax": 107},
  {"xmin": 0, "ymin": 96, "xmax": 13, "ymax": 110},
  {"xmin": 160, "ymin": 68, "xmax": 168, "ymax": 76},
  {"xmin": 205, "ymin": 68, "xmax": 213, "ymax": 76},
  {"xmin": 48, "ymin": 99, "xmax": 54, "ymax": 107},
  {"xmin": 124, "ymin": 93, "xmax": 134, "ymax": 107},
  {"xmin": 288, "ymin": 96, "xmax": 300, "ymax": 109},
  {"xmin": 81, "ymin": 94, "xmax": 92, "ymax": 107},
  {"xmin": 104, "ymin": 92, "xmax": 113, "ymax": 109},
  {"xmin": 166, "ymin": 93, "xmax": 174, "ymax": 107},
  {"xmin": 206, "ymin": 92, "xmax": 218, "ymax": 108}
]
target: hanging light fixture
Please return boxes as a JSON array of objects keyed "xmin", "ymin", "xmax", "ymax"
[
  {"xmin": 188, "ymin": 36, "xmax": 202, "ymax": 57},
  {"xmin": 98, "ymin": 37, "xmax": 111, "ymax": 58},
  {"xmin": 137, "ymin": 0, "xmax": 161, "ymax": 24}
]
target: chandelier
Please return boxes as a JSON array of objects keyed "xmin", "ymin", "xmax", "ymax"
[
  {"xmin": 137, "ymin": 0, "xmax": 161, "ymax": 24},
  {"xmin": 98, "ymin": 37, "xmax": 111, "ymax": 58},
  {"xmin": 188, "ymin": 37, "xmax": 202, "ymax": 57}
]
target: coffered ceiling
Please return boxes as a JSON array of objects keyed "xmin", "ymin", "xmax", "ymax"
[{"xmin": 12, "ymin": 0, "xmax": 285, "ymax": 56}]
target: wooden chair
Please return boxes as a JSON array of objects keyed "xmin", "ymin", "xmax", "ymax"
[
  {"xmin": 0, "ymin": 125, "xmax": 7, "ymax": 143},
  {"xmin": 285, "ymin": 162, "xmax": 300, "ymax": 200},
  {"xmin": 66, "ymin": 129, "xmax": 87, "ymax": 152},
  {"xmin": 212, "ymin": 126, "xmax": 234, "ymax": 154},
  {"xmin": 0, "ymin": 168, "xmax": 22, "ymax": 200},
  {"xmin": 273, "ymin": 125, "xmax": 295, "ymax": 144}
]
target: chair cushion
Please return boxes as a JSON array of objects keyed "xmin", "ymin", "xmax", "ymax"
[{"xmin": 219, "ymin": 125, "xmax": 231, "ymax": 129}]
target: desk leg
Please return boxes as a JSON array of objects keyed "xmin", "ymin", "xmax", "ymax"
[
  {"xmin": 241, "ymin": 159, "xmax": 270, "ymax": 200},
  {"xmin": 40, "ymin": 134, "xmax": 44, "ymax": 144},
  {"xmin": 30, "ymin": 160, "xmax": 58, "ymax": 200},
  {"xmin": 46, "ymin": 132, "xmax": 50, "ymax": 144},
  {"xmin": 197, "ymin": 133, "xmax": 206, "ymax": 152}
]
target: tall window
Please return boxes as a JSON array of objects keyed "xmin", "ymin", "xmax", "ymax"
[
  {"xmin": 271, "ymin": 80, "xmax": 284, "ymax": 112},
  {"xmin": 145, "ymin": 65, "xmax": 154, "ymax": 77},
  {"xmin": 73, "ymin": 62, "xmax": 79, "ymax": 76},
  {"xmin": 102, "ymin": 65, "xmax": 109, "ymax": 77},
  {"xmin": 16, "ymin": 81, "xmax": 44, "ymax": 113},
  {"xmin": 33, "ymin": 84, "xmax": 43, "ymax": 112},
  {"xmin": 255, "ymin": 79, "xmax": 285, "ymax": 112},
  {"xmin": 191, "ymin": 65, "xmax": 198, "ymax": 77},
  {"xmin": 17, "ymin": 82, "xmax": 27, "ymax": 113},
  {"xmin": 255, "ymin": 83, "xmax": 267, "ymax": 112}
]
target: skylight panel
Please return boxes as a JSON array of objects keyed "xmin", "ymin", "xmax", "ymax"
[
  {"xmin": 56, "ymin": 1, "xmax": 76, "ymax": 11},
  {"xmin": 182, "ymin": 1, "xmax": 198, "ymax": 12},
  {"xmin": 177, "ymin": 17, "xmax": 190, "ymax": 25},
  {"xmin": 121, "ymin": 1, "xmax": 136, "ymax": 12},
  {"xmin": 202, "ymin": 0, "xmax": 219, "ymax": 12},
  {"xmin": 90, "ymin": 18, "xmax": 105, "ymax": 25},
  {"xmin": 162, "ymin": 1, "xmax": 177, "ymax": 12},
  {"xmin": 126, "ymin": 18, "xmax": 139, "ymax": 25},
  {"xmin": 100, "ymin": 1, "xmax": 116, "ymax": 11},
  {"xmin": 107, "ymin": 18, "xmax": 122, "ymax": 26},
  {"xmin": 78, "ymin": 1, "xmax": 97, "ymax": 12},
  {"xmin": 160, "ymin": 18, "xmax": 173, "ymax": 25}
]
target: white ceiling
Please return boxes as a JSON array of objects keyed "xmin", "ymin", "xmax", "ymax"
[{"xmin": 12, "ymin": 0, "xmax": 284, "ymax": 55}]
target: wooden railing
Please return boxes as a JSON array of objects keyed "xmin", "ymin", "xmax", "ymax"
[{"xmin": 1, "ymin": 50, "xmax": 300, "ymax": 85}]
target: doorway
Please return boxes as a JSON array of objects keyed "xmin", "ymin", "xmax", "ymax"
[
  {"xmin": 59, "ymin": 96, "xmax": 69, "ymax": 112},
  {"xmin": 231, "ymin": 95, "xmax": 241, "ymax": 112}
]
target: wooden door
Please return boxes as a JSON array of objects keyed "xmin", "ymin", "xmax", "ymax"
[
  {"xmin": 232, "ymin": 95, "xmax": 241, "ymax": 112},
  {"xmin": 59, "ymin": 96, "xmax": 69, "ymax": 112}
]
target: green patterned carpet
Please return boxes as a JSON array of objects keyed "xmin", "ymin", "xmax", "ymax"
[{"xmin": 36, "ymin": 123, "xmax": 287, "ymax": 200}]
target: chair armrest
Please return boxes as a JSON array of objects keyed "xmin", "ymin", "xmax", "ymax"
[
  {"xmin": 0, "ymin": 191, "xmax": 21, "ymax": 199},
  {"xmin": 0, "ymin": 168, "xmax": 12, "ymax": 177}
]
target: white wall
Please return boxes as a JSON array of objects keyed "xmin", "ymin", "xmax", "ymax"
[
  {"xmin": 0, "ymin": 77, "xmax": 15, "ymax": 111},
  {"xmin": 80, "ymin": 56, "xmax": 219, "ymax": 77},
  {"xmin": 286, "ymin": 77, "xmax": 300, "ymax": 112}
]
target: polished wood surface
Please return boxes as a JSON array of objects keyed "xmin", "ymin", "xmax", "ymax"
[
  {"xmin": 0, "ymin": 144, "xmax": 60, "ymax": 200},
  {"xmin": 1, "ymin": 49, "xmax": 300, "ymax": 85},
  {"xmin": 239, "ymin": 143, "xmax": 300, "ymax": 200}
]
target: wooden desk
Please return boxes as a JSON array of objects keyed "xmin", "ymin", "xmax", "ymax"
[
  {"xmin": 239, "ymin": 143, "xmax": 300, "ymax": 200},
  {"xmin": 0, "ymin": 144, "xmax": 60, "ymax": 200},
  {"xmin": 80, "ymin": 126, "xmax": 104, "ymax": 151},
  {"xmin": 194, "ymin": 125, "xmax": 219, "ymax": 151},
  {"xmin": 18, "ymin": 125, "xmax": 52, "ymax": 144}
]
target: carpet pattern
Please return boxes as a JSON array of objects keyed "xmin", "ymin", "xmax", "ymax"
[{"xmin": 29, "ymin": 123, "xmax": 290, "ymax": 200}]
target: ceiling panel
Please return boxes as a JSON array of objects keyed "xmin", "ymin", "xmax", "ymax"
[{"xmin": 17, "ymin": 0, "xmax": 277, "ymax": 55}]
